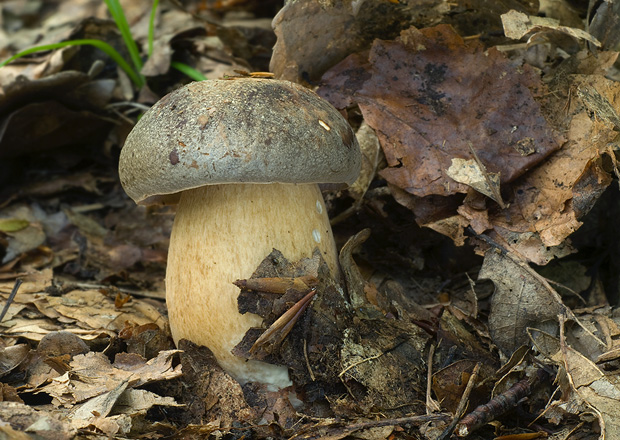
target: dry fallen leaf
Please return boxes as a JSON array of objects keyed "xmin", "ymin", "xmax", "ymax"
[
  {"xmin": 530, "ymin": 328, "xmax": 620, "ymax": 439},
  {"xmin": 40, "ymin": 350, "xmax": 181, "ymax": 407},
  {"xmin": 447, "ymin": 157, "xmax": 503, "ymax": 206},
  {"xmin": 319, "ymin": 24, "xmax": 620, "ymax": 265},
  {"xmin": 32, "ymin": 289, "xmax": 166, "ymax": 334},
  {"xmin": 0, "ymin": 401, "xmax": 76, "ymax": 440},
  {"xmin": 319, "ymin": 24, "xmax": 560, "ymax": 201},
  {"xmin": 479, "ymin": 249, "xmax": 568, "ymax": 355}
]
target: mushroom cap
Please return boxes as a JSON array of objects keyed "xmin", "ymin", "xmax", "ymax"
[{"xmin": 119, "ymin": 78, "xmax": 361, "ymax": 205}]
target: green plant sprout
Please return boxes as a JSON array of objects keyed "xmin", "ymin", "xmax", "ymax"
[
  {"xmin": 0, "ymin": 39, "xmax": 143, "ymax": 86},
  {"xmin": 0, "ymin": 0, "xmax": 207, "ymax": 88}
]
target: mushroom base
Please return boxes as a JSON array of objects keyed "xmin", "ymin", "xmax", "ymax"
[{"xmin": 166, "ymin": 183, "xmax": 338, "ymax": 389}]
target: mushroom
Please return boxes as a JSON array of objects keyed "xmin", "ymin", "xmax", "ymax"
[{"xmin": 119, "ymin": 78, "xmax": 360, "ymax": 389}]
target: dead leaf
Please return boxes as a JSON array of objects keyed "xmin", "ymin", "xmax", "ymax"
[
  {"xmin": 589, "ymin": 1, "xmax": 620, "ymax": 50},
  {"xmin": 0, "ymin": 344, "xmax": 29, "ymax": 377},
  {"xmin": 0, "ymin": 401, "xmax": 76, "ymax": 440},
  {"xmin": 348, "ymin": 121, "xmax": 383, "ymax": 202},
  {"xmin": 319, "ymin": 25, "xmax": 620, "ymax": 265},
  {"xmin": 479, "ymin": 250, "xmax": 568, "ymax": 354},
  {"xmin": 0, "ymin": 72, "xmax": 113, "ymax": 159},
  {"xmin": 33, "ymin": 289, "xmax": 166, "ymax": 334},
  {"xmin": 432, "ymin": 359, "xmax": 492, "ymax": 414},
  {"xmin": 319, "ymin": 24, "xmax": 560, "ymax": 200},
  {"xmin": 178, "ymin": 339, "xmax": 255, "ymax": 427},
  {"xmin": 114, "ymin": 388, "xmax": 182, "ymax": 413},
  {"xmin": 40, "ymin": 350, "xmax": 181, "ymax": 407},
  {"xmin": 530, "ymin": 328, "xmax": 620, "ymax": 439},
  {"xmin": 69, "ymin": 379, "xmax": 130, "ymax": 426}
]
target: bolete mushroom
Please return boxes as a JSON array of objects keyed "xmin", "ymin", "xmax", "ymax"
[{"xmin": 119, "ymin": 78, "xmax": 360, "ymax": 388}]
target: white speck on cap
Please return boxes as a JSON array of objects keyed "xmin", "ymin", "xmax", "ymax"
[{"xmin": 312, "ymin": 229, "xmax": 321, "ymax": 243}]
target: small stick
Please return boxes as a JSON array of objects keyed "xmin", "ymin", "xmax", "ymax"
[
  {"xmin": 426, "ymin": 343, "xmax": 441, "ymax": 413},
  {"xmin": 438, "ymin": 362, "xmax": 481, "ymax": 440},
  {"xmin": 303, "ymin": 338, "xmax": 316, "ymax": 381},
  {"xmin": 0, "ymin": 279, "xmax": 22, "ymax": 322},
  {"xmin": 455, "ymin": 368, "xmax": 549, "ymax": 436},
  {"xmin": 287, "ymin": 413, "xmax": 451, "ymax": 440},
  {"xmin": 250, "ymin": 288, "xmax": 316, "ymax": 353},
  {"xmin": 234, "ymin": 275, "xmax": 318, "ymax": 294}
]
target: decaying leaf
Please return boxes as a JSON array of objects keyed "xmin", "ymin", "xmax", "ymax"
[
  {"xmin": 320, "ymin": 23, "xmax": 620, "ymax": 265},
  {"xmin": 178, "ymin": 340, "xmax": 255, "ymax": 428},
  {"xmin": 319, "ymin": 24, "xmax": 560, "ymax": 200}
]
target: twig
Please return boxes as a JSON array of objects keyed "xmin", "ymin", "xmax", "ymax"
[
  {"xmin": 438, "ymin": 362, "xmax": 481, "ymax": 440},
  {"xmin": 455, "ymin": 368, "xmax": 549, "ymax": 437},
  {"xmin": 251, "ymin": 288, "xmax": 316, "ymax": 353},
  {"xmin": 426, "ymin": 343, "xmax": 441, "ymax": 413},
  {"xmin": 0, "ymin": 279, "xmax": 22, "ymax": 322},
  {"xmin": 303, "ymin": 338, "xmax": 316, "ymax": 382},
  {"xmin": 338, "ymin": 352, "xmax": 385, "ymax": 380},
  {"xmin": 287, "ymin": 413, "xmax": 451, "ymax": 440}
]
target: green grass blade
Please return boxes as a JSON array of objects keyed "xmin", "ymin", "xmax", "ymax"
[
  {"xmin": 170, "ymin": 61, "xmax": 208, "ymax": 81},
  {"xmin": 0, "ymin": 40, "xmax": 144, "ymax": 87},
  {"xmin": 148, "ymin": 0, "xmax": 160, "ymax": 57},
  {"xmin": 104, "ymin": 0, "xmax": 143, "ymax": 74}
]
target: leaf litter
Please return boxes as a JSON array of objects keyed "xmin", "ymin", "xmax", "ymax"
[{"xmin": 1, "ymin": 0, "xmax": 620, "ymax": 439}]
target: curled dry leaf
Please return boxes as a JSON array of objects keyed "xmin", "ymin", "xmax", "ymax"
[
  {"xmin": 447, "ymin": 158, "xmax": 503, "ymax": 206},
  {"xmin": 0, "ymin": 344, "xmax": 30, "ymax": 377},
  {"xmin": 501, "ymin": 10, "xmax": 601, "ymax": 47}
]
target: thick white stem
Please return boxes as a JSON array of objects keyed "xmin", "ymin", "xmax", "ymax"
[{"xmin": 166, "ymin": 183, "xmax": 338, "ymax": 388}]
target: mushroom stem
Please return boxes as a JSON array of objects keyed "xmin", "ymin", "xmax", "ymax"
[{"xmin": 166, "ymin": 183, "xmax": 338, "ymax": 388}]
